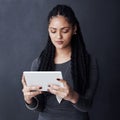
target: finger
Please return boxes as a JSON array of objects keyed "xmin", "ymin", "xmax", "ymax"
[
  {"xmin": 48, "ymin": 87, "xmax": 66, "ymax": 99},
  {"xmin": 25, "ymin": 90, "xmax": 43, "ymax": 96},
  {"xmin": 48, "ymin": 85, "xmax": 64, "ymax": 95},
  {"xmin": 23, "ymin": 89, "xmax": 43, "ymax": 100},
  {"xmin": 49, "ymin": 84, "xmax": 60, "ymax": 90},
  {"xmin": 49, "ymin": 84, "xmax": 66, "ymax": 94},
  {"xmin": 23, "ymin": 85, "xmax": 42, "ymax": 93},
  {"xmin": 48, "ymin": 87, "xmax": 58, "ymax": 95},
  {"xmin": 29, "ymin": 86, "xmax": 42, "ymax": 92},
  {"xmin": 57, "ymin": 78, "xmax": 67, "ymax": 87}
]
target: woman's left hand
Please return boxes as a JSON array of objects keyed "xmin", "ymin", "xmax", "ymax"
[{"xmin": 48, "ymin": 79, "xmax": 79, "ymax": 104}]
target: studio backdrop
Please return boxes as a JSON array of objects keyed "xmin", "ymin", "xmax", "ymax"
[{"xmin": 0, "ymin": 0, "xmax": 119, "ymax": 120}]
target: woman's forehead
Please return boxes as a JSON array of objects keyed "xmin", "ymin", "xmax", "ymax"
[{"xmin": 49, "ymin": 15, "xmax": 71, "ymax": 27}]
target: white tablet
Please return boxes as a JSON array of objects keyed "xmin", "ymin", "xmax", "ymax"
[{"xmin": 23, "ymin": 71, "xmax": 63, "ymax": 91}]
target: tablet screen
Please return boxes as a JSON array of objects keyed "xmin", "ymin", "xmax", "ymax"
[{"xmin": 23, "ymin": 71, "xmax": 63, "ymax": 91}]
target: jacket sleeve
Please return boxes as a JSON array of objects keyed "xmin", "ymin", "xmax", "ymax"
[
  {"xmin": 73, "ymin": 56, "xmax": 99, "ymax": 112},
  {"xmin": 25, "ymin": 58, "xmax": 45, "ymax": 112}
]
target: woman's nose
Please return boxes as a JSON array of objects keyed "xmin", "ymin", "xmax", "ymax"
[{"xmin": 56, "ymin": 32, "xmax": 62, "ymax": 39}]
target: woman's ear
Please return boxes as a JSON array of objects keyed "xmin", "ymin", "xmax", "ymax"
[{"xmin": 73, "ymin": 25, "xmax": 77, "ymax": 34}]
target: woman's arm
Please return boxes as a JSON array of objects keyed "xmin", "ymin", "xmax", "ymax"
[{"xmin": 25, "ymin": 58, "xmax": 45, "ymax": 112}]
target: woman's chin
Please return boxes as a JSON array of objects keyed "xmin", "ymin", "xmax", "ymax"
[{"xmin": 54, "ymin": 44, "xmax": 64, "ymax": 49}]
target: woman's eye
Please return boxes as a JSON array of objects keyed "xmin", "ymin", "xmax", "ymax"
[
  {"xmin": 62, "ymin": 29, "xmax": 69, "ymax": 33},
  {"xmin": 51, "ymin": 30, "xmax": 56, "ymax": 33}
]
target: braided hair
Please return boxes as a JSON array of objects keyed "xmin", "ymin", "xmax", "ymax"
[{"xmin": 38, "ymin": 4, "xmax": 90, "ymax": 95}]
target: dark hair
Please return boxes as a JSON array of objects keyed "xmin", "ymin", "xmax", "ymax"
[{"xmin": 38, "ymin": 4, "xmax": 90, "ymax": 95}]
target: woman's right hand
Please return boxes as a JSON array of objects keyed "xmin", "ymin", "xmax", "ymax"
[{"xmin": 21, "ymin": 75, "xmax": 42, "ymax": 104}]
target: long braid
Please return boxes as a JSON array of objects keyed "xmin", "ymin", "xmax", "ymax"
[
  {"xmin": 38, "ymin": 37, "xmax": 55, "ymax": 71},
  {"xmin": 70, "ymin": 19, "xmax": 90, "ymax": 95}
]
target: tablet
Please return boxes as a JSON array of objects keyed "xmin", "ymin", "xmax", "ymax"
[{"xmin": 23, "ymin": 71, "xmax": 63, "ymax": 91}]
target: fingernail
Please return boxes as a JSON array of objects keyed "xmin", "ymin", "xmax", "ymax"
[
  {"xmin": 48, "ymin": 85, "xmax": 50, "ymax": 87},
  {"xmin": 39, "ymin": 86, "xmax": 42, "ymax": 89},
  {"xmin": 57, "ymin": 78, "xmax": 60, "ymax": 81}
]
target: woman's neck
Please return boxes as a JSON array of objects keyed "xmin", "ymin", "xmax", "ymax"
[{"xmin": 55, "ymin": 47, "xmax": 71, "ymax": 64}]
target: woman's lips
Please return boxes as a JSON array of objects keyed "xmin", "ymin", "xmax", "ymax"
[{"xmin": 55, "ymin": 41, "xmax": 64, "ymax": 45}]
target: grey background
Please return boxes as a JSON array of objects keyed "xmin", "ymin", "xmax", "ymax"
[{"xmin": 0, "ymin": 0, "xmax": 119, "ymax": 120}]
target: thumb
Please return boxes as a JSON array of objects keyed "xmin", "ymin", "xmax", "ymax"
[{"xmin": 21, "ymin": 74, "xmax": 27, "ymax": 87}]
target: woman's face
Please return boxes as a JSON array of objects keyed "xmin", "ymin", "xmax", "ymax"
[{"xmin": 48, "ymin": 15, "xmax": 76, "ymax": 49}]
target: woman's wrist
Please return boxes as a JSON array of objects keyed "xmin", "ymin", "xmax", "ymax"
[
  {"xmin": 25, "ymin": 98, "xmax": 33, "ymax": 105},
  {"xmin": 70, "ymin": 91, "xmax": 79, "ymax": 104},
  {"xmin": 25, "ymin": 97, "xmax": 39, "ymax": 110}
]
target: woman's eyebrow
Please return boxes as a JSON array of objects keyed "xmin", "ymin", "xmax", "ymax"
[
  {"xmin": 49, "ymin": 27, "xmax": 56, "ymax": 29},
  {"xmin": 62, "ymin": 27, "xmax": 71, "ymax": 29},
  {"xmin": 61, "ymin": 27, "xmax": 71, "ymax": 30},
  {"xmin": 49, "ymin": 27, "xmax": 71, "ymax": 29}
]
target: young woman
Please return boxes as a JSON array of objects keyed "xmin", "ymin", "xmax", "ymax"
[{"xmin": 22, "ymin": 4, "xmax": 98, "ymax": 120}]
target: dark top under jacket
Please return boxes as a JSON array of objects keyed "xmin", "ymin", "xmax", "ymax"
[{"xmin": 26, "ymin": 56, "xmax": 98, "ymax": 120}]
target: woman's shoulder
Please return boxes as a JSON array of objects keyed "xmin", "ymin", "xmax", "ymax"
[{"xmin": 31, "ymin": 57, "xmax": 40, "ymax": 71}]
